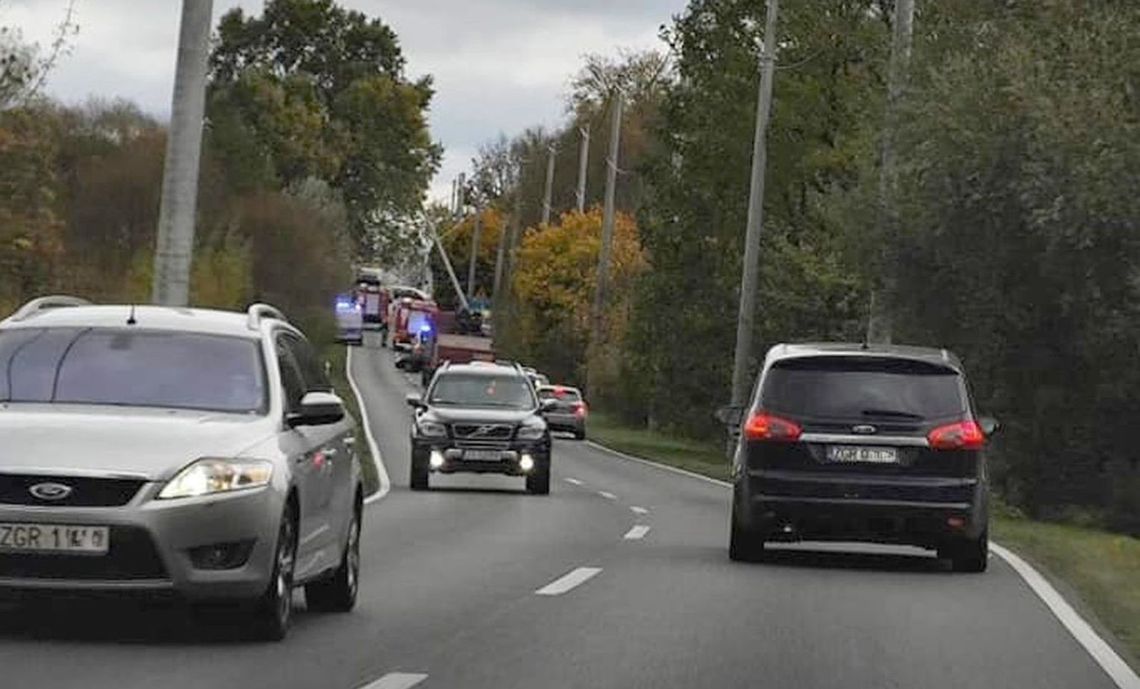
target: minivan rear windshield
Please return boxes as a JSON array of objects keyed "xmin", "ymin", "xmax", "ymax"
[
  {"xmin": 760, "ymin": 357, "xmax": 966, "ymax": 420},
  {"xmin": 0, "ymin": 328, "xmax": 267, "ymax": 414}
]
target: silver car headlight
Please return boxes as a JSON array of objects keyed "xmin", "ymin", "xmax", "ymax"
[
  {"xmin": 158, "ymin": 458, "xmax": 274, "ymax": 500},
  {"xmin": 417, "ymin": 420, "xmax": 448, "ymax": 438},
  {"xmin": 516, "ymin": 424, "xmax": 545, "ymax": 440}
]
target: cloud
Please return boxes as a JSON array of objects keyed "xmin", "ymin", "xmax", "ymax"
[{"xmin": 6, "ymin": 0, "xmax": 684, "ymax": 203}]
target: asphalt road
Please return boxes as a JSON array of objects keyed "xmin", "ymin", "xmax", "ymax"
[{"xmin": 0, "ymin": 333, "xmax": 1123, "ymax": 689}]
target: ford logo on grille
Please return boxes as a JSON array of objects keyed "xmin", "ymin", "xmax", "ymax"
[
  {"xmin": 851, "ymin": 424, "xmax": 878, "ymax": 435},
  {"xmin": 29, "ymin": 482, "xmax": 73, "ymax": 501}
]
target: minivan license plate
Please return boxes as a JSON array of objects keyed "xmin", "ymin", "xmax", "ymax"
[
  {"xmin": 827, "ymin": 446, "xmax": 899, "ymax": 464},
  {"xmin": 0, "ymin": 523, "xmax": 110, "ymax": 555}
]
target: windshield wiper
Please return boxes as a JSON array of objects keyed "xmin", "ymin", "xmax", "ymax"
[{"xmin": 861, "ymin": 408, "xmax": 924, "ymax": 420}]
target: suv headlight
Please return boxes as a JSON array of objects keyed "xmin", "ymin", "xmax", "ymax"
[
  {"xmin": 417, "ymin": 420, "xmax": 448, "ymax": 438},
  {"xmin": 516, "ymin": 423, "xmax": 546, "ymax": 440},
  {"xmin": 158, "ymin": 459, "xmax": 274, "ymax": 500}
]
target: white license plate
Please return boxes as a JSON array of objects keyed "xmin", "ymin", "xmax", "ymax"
[
  {"xmin": 0, "ymin": 523, "xmax": 110, "ymax": 555},
  {"xmin": 827, "ymin": 446, "xmax": 899, "ymax": 464},
  {"xmin": 463, "ymin": 449, "xmax": 503, "ymax": 461}
]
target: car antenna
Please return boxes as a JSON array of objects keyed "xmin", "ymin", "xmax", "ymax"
[{"xmin": 126, "ymin": 304, "xmax": 137, "ymax": 326}]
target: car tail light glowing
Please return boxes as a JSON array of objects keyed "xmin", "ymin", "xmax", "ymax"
[
  {"xmin": 927, "ymin": 421, "xmax": 986, "ymax": 450},
  {"xmin": 744, "ymin": 412, "xmax": 802, "ymax": 442},
  {"xmin": 574, "ymin": 402, "xmax": 588, "ymax": 418}
]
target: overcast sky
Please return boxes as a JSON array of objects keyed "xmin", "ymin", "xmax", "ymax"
[{"xmin": 3, "ymin": 0, "xmax": 685, "ymax": 202}]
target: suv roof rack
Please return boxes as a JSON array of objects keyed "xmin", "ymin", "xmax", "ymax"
[
  {"xmin": 8, "ymin": 295, "xmax": 91, "ymax": 322},
  {"xmin": 247, "ymin": 303, "xmax": 288, "ymax": 330}
]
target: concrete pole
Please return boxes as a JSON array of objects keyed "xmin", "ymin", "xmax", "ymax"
[
  {"xmin": 586, "ymin": 89, "xmax": 624, "ymax": 397},
  {"xmin": 466, "ymin": 206, "xmax": 483, "ymax": 302},
  {"xmin": 151, "ymin": 0, "xmax": 213, "ymax": 306},
  {"xmin": 493, "ymin": 208, "xmax": 508, "ymax": 301},
  {"xmin": 576, "ymin": 125, "xmax": 590, "ymax": 213},
  {"xmin": 541, "ymin": 145, "xmax": 556, "ymax": 225},
  {"xmin": 729, "ymin": 0, "xmax": 779, "ymax": 407},
  {"xmin": 866, "ymin": 0, "xmax": 915, "ymax": 345}
]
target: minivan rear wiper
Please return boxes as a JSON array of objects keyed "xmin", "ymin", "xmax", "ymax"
[{"xmin": 861, "ymin": 408, "xmax": 924, "ymax": 420}]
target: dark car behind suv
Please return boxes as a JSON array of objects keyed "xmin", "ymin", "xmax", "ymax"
[
  {"xmin": 724, "ymin": 343, "xmax": 996, "ymax": 572},
  {"xmin": 406, "ymin": 362, "xmax": 553, "ymax": 494}
]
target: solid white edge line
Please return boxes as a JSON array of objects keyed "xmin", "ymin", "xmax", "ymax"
[
  {"xmin": 623, "ymin": 525, "xmax": 651, "ymax": 541},
  {"xmin": 587, "ymin": 437, "xmax": 1139, "ymax": 686},
  {"xmin": 535, "ymin": 566, "xmax": 603, "ymax": 596},
  {"xmin": 598, "ymin": 491, "xmax": 617, "ymax": 500},
  {"xmin": 584, "ymin": 440, "xmax": 731, "ymax": 487},
  {"xmin": 346, "ymin": 345, "xmax": 391, "ymax": 505},
  {"xmin": 358, "ymin": 672, "xmax": 429, "ymax": 689},
  {"xmin": 990, "ymin": 543, "xmax": 1140, "ymax": 689}
]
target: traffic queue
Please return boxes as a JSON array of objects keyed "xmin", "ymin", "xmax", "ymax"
[{"xmin": 336, "ymin": 271, "xmax": 589, "ymax": 440}]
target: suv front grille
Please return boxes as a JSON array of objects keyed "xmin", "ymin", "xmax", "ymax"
[
  {"xmin": 0, "ymin": 526, "xmax": 167, "ymax": 580},
  {"xmin": 451, "ymin": 424, "xmax": 514, "ymax": 440},
  {"xmin": 0, "ymin": 474, "xmax": 146, "ymax": 507}
]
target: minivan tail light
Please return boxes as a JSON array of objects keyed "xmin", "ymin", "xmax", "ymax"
[
  {"xmin": 927, "ymin": 421, "xmax": 985, "ymax": 450},
  {"xmin": 744, "ymin": 412, "xmax": 802, "ymax": 442}
]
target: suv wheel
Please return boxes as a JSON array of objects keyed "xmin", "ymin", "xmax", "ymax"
[
  {"xmin": 409, "ymin": 452, "xmax": 429, "ymax": 491},
  {"xmin": 943, "ymin": 529, "xmax": 988, "ymax": 573},
  {"xmin": 253, "ymin": 503, "xmax": 297, "ymax": 640},
  {"xmin": 526, "ymin": 458, "xmax": 550, "ymax": 495},
  {"xmin": 729, "ymin": 503, "xmax": 767, "ymax": 563},
  {"xmin": 306, "ymin": 501, "xmax": 361, "ymax": 612}
]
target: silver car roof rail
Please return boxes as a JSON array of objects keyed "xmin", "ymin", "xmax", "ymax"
[
  {"xmin": 8, "ymin": 295, "xmax": 91, "ymax": 322},
  {"xmin": 247, "ymin": 303, "xmax": 288, "ymax": 330}
]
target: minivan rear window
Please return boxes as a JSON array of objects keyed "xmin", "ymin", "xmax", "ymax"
[{"xmin": 760, "ymin": 357, "xmax": 966, "ymax": 420}]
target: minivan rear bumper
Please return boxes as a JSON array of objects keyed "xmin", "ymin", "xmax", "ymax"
[{"xmin": 739, "ymin": 469, "xmax": 987, "ymax": 548}]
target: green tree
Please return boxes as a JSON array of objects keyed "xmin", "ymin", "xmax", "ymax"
[
  {"xmin": 628, "ymin": 0, "xmax": 884, "ymax": 435},
  {"xmin": 209, "ymin": 0, "xmax": 441, "ymax": 256}
]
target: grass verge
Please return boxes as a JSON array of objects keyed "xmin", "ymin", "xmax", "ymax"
[
  {"xmin": 589, "ymin": 411, "xmax": 1139, "ymax": 666},
  {"xmin": 588, "ymin": 412, "xmax": 732, "ymax": 482},
  {"xmin": 323, "ymin": 344, "xmax": 380, "ymax": 496},
  {"xmin": 992, "ymin": 503, "xmax": 1140, "ymax": 664}
]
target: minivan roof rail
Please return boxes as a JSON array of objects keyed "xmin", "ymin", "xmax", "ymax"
[
  {"xmin": 8, "ymin": 295, "xmax": 91, "ymax": 322},
  {"xmin": 247, "ymin": 303, "xmax": 288, "ymax": 330}
]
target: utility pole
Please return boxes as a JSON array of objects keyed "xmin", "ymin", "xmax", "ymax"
[
  {"xmin": 867, "ymin": 0, "xmax": 915, "ymax": 345},
  {"xmin": 450, "ymin": 178, "xmax": 458, "ymax": 215},
  {"xmin": 466, "ymin": 205, "xmax": 483, "ymax": 302},
  {"xmin": 587, "ymin": 89, "xmax": 624, "ymax": 397},
  {"xmin": 541, "ymin": 145, "xmax": 556, "ymax": 225},
  {"xmin": 729, "ymin": 0, "xmax": 779, "ymax": 407},
  {"xmin": 429, "ymin": 224, "xmax": 470, "ymax": 312},
  {"xmin": 151, "ymin": 0, "xmax": 213, "ymax": 307},
  {"xmin": 576, "ymin": 125, "xmax": 590, "ymax": 212},
  {"xmin": 455, "ymin": 172, "xmax": 466, "ymax": 218}
]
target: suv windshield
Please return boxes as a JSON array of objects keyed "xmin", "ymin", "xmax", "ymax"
[
  {"xmin": 761, "ymin": 357, "xmax": 966, "ymax": 420},
  {"xmin": 0, "ymin": 328, "xmax": 266, "ymax": 414},
  {"xmin": 430, "ymin": 373, "xmax": 535, "ymax": 410}
]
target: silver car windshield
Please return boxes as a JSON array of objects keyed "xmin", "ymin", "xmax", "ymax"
[{"xmin": 0, "ymin": 328, "xmax": 267, "ymax": 414}]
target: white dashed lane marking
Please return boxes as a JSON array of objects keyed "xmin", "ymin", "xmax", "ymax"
[
  {"xmin": 598, "ymin": 491, "xmax": 617, "ymax": 500},
  {"xmin": 630, "ymin": 506, "xmax": 649, "ymax": 515},
  {"xmin": 359, "ymin": 672, "xmax": 429, "ymax": 689},
  {"xmin": 623, "ymin": 525, "xmax": 651, "ymax": 541},
  {"xmin": 564, "ymin": 478, "xmax": 584, "ymax": 486},
  {"xmin": 536, "ymin": 567, "xmax": 603, "ymax": 596}
]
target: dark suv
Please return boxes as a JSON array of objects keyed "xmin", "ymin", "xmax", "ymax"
[
  {"xmin": 406, "ymin": 362, "xmax": 554, "ymax": 494},
  {"xmin": 723, "ymin": 343, "xmax": 996, "ymax": 572}
]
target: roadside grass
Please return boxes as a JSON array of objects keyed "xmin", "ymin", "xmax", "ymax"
[
  {"xmin": 589, "ymin": 411, "xmax": 1140, "ymax": 666},
  {"xmin": 323, "ymin": 344, "xmax": 380, "ymax": 496},
  {"xmin": 991, "ymin": 503, "xmax": 1140, "ymax": 664},
  {"xmin": 587, "ymin": 412, "xmax": 732, "ymax": 482}
]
